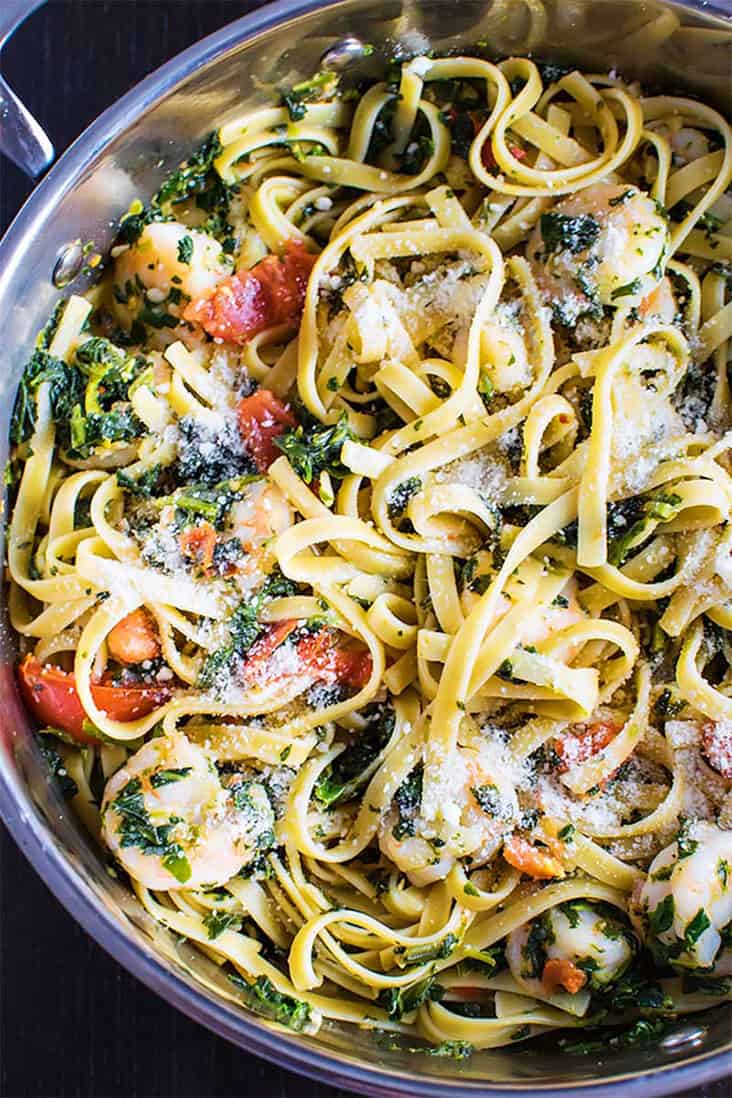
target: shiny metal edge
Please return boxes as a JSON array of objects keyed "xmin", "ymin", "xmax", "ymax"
[
  {"xmin": 0, "ymin": 0, "xmax": 55, "ymax": 176},
  {"xmin": 0, "ymin": 1, "xmax": 730, "ymax": 1095}
]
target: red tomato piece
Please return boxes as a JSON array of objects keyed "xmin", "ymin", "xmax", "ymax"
[
  {"xmin": 702, "ymin": 720, "xmax": 732, "ymax": 779},
  {"xmin": 107, "ymin": 608, "xmax": 161, "ymax": 665},
  {"xmin": 503, "ymin": 834, "xmax": 564, "ymax": 880},
  {"xmin": 554, "ymin": 720, "xmax": 620, "ymax": 773},
  {"xmin": 542, "ymin": 958, "xmax": 587, "ymax": 995},
  {"xmin": 242, "ymin": 620, "xmax": 300, "ymax": 684},
  {"xmin": 17, "ymin": 656, "xmax": 171, "ymax": 743},
  {"xmin": 236, "ymin": 389, "xmax": 296, "ymax": 471},
  {"xmin": 295, "ymin": 629, "xmax": 372, "ymax": 690},
  {"xmin": 480, "ymin": 140, "xmax": 526, "ymax": 171},
  {"xmin": 183, "ymin": 241, "xmax": 317, "ymax": 344},
  {"xmin": 180, "ymin": 521, "xmax": 218, "ymax": 575}
]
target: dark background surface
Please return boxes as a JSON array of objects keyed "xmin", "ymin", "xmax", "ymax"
[{"xmin": 0, "ymin": 2, "xmax": 729, "ymax": 1096}]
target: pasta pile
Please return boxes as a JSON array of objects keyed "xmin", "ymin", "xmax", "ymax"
[{"xmin": 7, "ymin": 52, "xmax": 732, "ymax": 1052}]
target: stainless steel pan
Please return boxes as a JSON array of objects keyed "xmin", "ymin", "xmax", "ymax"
[{"xmin": 0, "ymin": 2, "xmax": 730, "ymax": 1094}]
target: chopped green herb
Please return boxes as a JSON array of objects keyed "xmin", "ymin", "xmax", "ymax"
[
  {"xmin": 38, "ymin": 738, "xmax": 78, "ymax": 799},
  {"xmin": 471, "ymin": 783, "xmax": 503, "ymax": 816},
  {"xmin": 281, "ymin": 71, "xmax": 340, "ymax": 121},
  {"xmin": 275, "ymin": 413, "xmax": 354, "ymax": 484},
  {"xmin": 110, "ymin": 777, "xmax": 191, "ymax": 884},
  {"xmin": 203, "ymin": 910, "xmax": 241, "ymax": 939},
  {"xmin": 610, "ymin": 278, "xmax": 642, "ymax": 301},
  {"xmin": 684, "ymin": 908, "xmax": 711, "ymax": 947},
  {"xmin": 649, "ymin": 894, "xmax": 675, "ymax": 935},
  {"xmin": 228, "ymin": 973, "xmax": 312, "ymax": 1031},
  {"xmin": 608, "ymin": 189, "xmax": 634, "ymax": 207},
  {"xmin": 177, "ymin": 234, "xmax": 194, "ymax": 264},
  {"xmin": 387, "ymin": 476, "xmax": 422, "ymax": 518},
  {"xmin": 677, "ymin": 817, "xmax": 699, "ymax": 859},
  {"xmin": 150, "ymin": 767, "xmax": 192, "ymax": 788},
  {"xmin": 540, "ymin": 212, "xmax": 600, "ymax": 255},
  {"xmin": 314, "ymin": 706, "xmax": 395, "ymax": 808},
  {"xmin": 378, "ymin": 975, "xmax": 444, "ymax": 1021}
]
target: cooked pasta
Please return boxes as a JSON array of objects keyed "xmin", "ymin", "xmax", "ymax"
[{"xmin": 7, "ymin": 51, "xmax": 732, "ymax": 1052}]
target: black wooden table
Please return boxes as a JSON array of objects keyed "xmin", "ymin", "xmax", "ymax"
[{"xmin": 0, "ymin": 3, "xmax": 729, "ymax": 1096}]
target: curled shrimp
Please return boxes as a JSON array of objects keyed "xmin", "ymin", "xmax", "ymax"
[
  {"xmin": 378, "ymin": 747, "xmax": 518, "ymax": 887},
  {"xmin": 632, "ymin": 820, "xmax": 732, "ymax": 973},
  {"xmin": 528, "ymin": 183, "xmax": 669, "ymax": 315},
  {"xmin": 101, "ymin": 734, "xmax": 274, "ymax": 890}
]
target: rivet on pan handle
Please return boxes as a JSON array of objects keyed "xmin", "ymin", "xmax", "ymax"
[
  {"xmin": 320, "ymin": 37, "xmax": 375, "ymax": 71},
  {"xmin": 0, "ymin": 0, "xmax": 54, "ymax": 178}
]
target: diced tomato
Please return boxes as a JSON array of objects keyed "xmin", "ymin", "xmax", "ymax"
[
  {"xmin": 295, "ymin": 629, "xmax": 373, "ymax": 690},
  {"xmin": 554, "ymin": 720, "xmax": 620, "ymax": 773},
  {"xmin": 180, "ymin": 521, "xmax": 218, "ymax": 574},
  {"xmin": 242, "ymin": 620, "xmax": 300, "ymax": 683},
  {"xmin": 480, "ymin": 139, "xmax": 527, "ymax": 171},
  {"xmin": 107, "ymin": 608, "xmax": 160, "ymax": 665},
  {"xmin": 239, "ymin": 622, "xmax": 371, "ymax": 693},
  {"xmin": 702, "ymin": 720, "xmax": 732, "ymax": 779},
  {"xmin": 542, "ymin": 958, "xmax": 587, "ymax": 995},
  {"xmin": 17, "ymin": 655, "xmax": 171, "ymax": 743},
  {"xmin": 450, "ymin": 986, "xmax": 486, "ymax": 1000},
  {"xmin": 183, "ymin": 240, "xmax": 317, "ymax": 344},
  {"xmin": 503, "ymin": 834, "xmax": 564, "ymax": 880},
  {"xmin": 236, "ymin": 389, "xmax": 296, "ymax": 471}
]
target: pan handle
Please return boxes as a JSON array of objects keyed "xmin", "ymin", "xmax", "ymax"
[{"xmin": 0, "ymin": 0, "xmax": 54, "ymax": 178}]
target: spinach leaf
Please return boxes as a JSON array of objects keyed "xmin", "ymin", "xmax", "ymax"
[
  {"xmin": 392, "ymin": 764, "xmax": 423, "ymax": 840},
  {"xmin": 540, "ymin": 212, "xmax": 600, "ymax": 255},
  {"xmin": 378, "ymin": 975, "xmax": 444, "ymax": 1021},
  {"xmin": 10, "ymin": 350, "xmax": 85, "ymax": 445},
  {"xmin": 109, "ymin": 777, "xmax": 191, "ymax": 884},
  {"xmin": 228, "ymin": 973, "xmax": 312, "ymax": 1031},
  {"xmin": 281, "ymin": 71, "xmax": 340, "ymax": 121},
  {"xmin": 275, "ymin": 413, "xmax": 354, "ymax": 484},
  {"xmin": 314, "ymin": 705, "xmax": 395, "ymax": 807}
]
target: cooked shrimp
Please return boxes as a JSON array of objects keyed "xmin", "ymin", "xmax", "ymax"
[
  {"xmin": 113, "ymin": 221, "xmax": 230, "ymax": 329},
  {"xmin": 378, "ymin": 747, "xmax": 518, "ymax": 887},
  {"xmin": 518, "ymin": 576, "xmax": 585, "ymax": 649},
  {"xmin": 231, "ymin": 481, "xmax": 292, "ymax": 551},
  {"xmin": 637, "ymin": 276, "xmax": 677, "ymax": 324},
  {"xmin": 632, "ymin": 819, "xmax": 732, "ymax": 972},
  {"xmin": 503, "ymin": 835, "xmax": 564, "ymax": 880},
  {"xmin": 101, "ymin": 734, "xmax": 274, "ymax": 890},
  {"xmin": 229, "ymin": 480, "xmax": 293, "ymax": 585},
  {"xmin": 529, "ymin": 183, "xmax": 669, "ymax": 313},
  {"xmin": 141, "ymin": 479, "xmax": 292, "ymax": 588},
  {"xmin": 107, "ymin": 608, "xmax": 160, "ymax": 665},
  {"xmin": 507, "ymin": 901, "xmax": 635, "ymax": 998},
  {"xmin": 462, "ymin": 571, "xmax": 584, "ymax": 645}
]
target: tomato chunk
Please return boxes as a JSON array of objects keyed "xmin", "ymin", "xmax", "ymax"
[
  {"xmin": 295, "ymin": 629, "xmax": 373, "ymax": 690},
  {"xmin": 702, "ymin": 720, "xmax": 732, "ymax": 779},
  {"xmin": 480, "ymin": 139, "xmax": 526, "ymax": 171},
  {"xmin": 242, "ymin": 620, "xmax": 300, "ymax": 684},
  {"xmin": 107, "ymin": 608, "xmax": 160, "ymax": 665},
  {"xmin": 503, "ymin": 834, "xmax": 564, "ymax": 880},
  {"xmin": 183, "ymin": 241, "xmax": 317, "ymax": 344},
  {"xmin": 542, "ymin": 958, "xmax": 587, "ymax": 995},
  {"xmin": 236, "ymin": 389, "xmax": 296, "ymax": 471},
  {"xmin": 555, "ymin": 720, "xmax": 620, "ymax": 773},
  {"xmin": 18, "ymin": 656, "xmax": 171, "ymax": 743},
  {"xmin": 180, "ymin": 521, "xmax": 218, "ymax": 575},
  {"xmin": 240, "ymin": 624, "xmax": 371, "ymax": 692}
]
